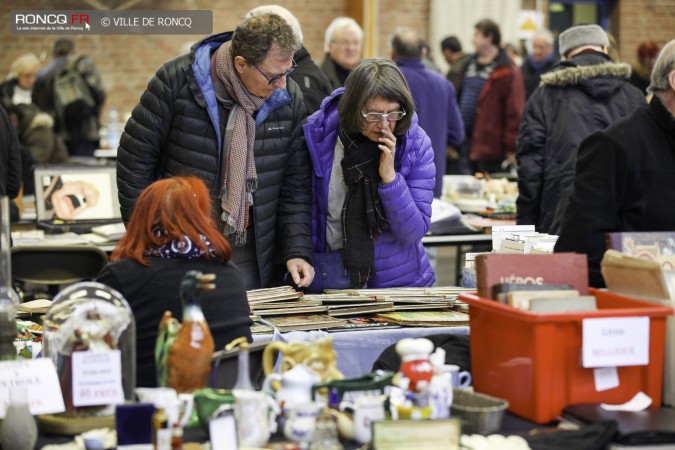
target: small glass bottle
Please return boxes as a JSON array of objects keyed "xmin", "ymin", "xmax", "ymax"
[
  {"xmin": 170, "ymin": 422, "xmax": 183, "ymax": 450},
  {"xmin": 309, "ymin": 408, "xmax": 344, "ymax": 450},
  {"xmin": 152, "ymin": 403, "xmax": 171, "ymax": 450},
  {"xmin": 0, "ymin": 197, "xmax": 19, "ymax": 362},
  {"xmin": 1, "ymin": 386, "xmax": 37, "ymax": 450}
]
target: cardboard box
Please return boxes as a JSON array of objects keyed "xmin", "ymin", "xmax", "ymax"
[
  {"xmin": 601, "ymin": 250, "xmax": 675, "ymax": 406},
  {"xmin": 461, "ymin": 290, "xmax": 672, "ymax": 423}
]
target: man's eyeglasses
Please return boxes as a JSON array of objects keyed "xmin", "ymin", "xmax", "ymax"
[
  {"xmin": 253, "ymin": 59, "xmax": 297, "ymax": 85},
  {"xmin": 361, "ymin": 110, "xmax": 407, "ymax": 122}
]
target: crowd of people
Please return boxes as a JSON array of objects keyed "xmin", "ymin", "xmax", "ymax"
[{"xmin": 2, "ymin": 5, "xmax": 673, "ymax": 386}]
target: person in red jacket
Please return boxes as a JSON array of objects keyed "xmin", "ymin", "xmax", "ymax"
[{"xmin": 457, "ymin": 19, "xmax": 525, "ymax": 175}]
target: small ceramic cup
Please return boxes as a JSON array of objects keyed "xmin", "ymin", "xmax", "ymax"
[{"xmin": 442, "ymin": 364, "xmax": 472, "ymax": 388}]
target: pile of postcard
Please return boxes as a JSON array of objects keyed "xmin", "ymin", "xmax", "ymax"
[{"xmin": 247, "ymin": 286, "xmax": 473, "ymax": 333}]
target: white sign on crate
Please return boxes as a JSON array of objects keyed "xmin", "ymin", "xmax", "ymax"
[{"xmin": 582, "ymin": 317, "xmax": 650, "ymax": 368}]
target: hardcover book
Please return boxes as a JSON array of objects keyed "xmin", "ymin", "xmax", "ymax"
[
  {"xmin": 327, "ymin": 302, "xmax": 396, "ymax": 317},
  {"xmin": 329, "ymin": 316, "xmax": 400, "ymax": 331},
  {"xmin": 600, "ymin": 250, "xmax": 674, "ymax": 300},
  {"xmin": 507, "ymin": 289, "xmax": 579, "ymax": 310},
  {"xmin": 606, "ymin": 231, "xmax": 675, "ymax": 271},
  {"xmin": 246, "ymin": 286, "xmax": 303, "ymax": 304},
  {"xmin": 263, "ymin": 314, "xmax": 347, "ymax": 332},
  {"xmin": 375, "ymin": 310, "xmax": 469, "ymax": 327},
  {"xmin": 475, "ymin": 253, "xmax": 588, "ymax": 300},
  {"xmin": 528, "ymin": 295, "xmax": 597, "ymax": 313},
  {"xmin": 392, "ymin": 303, "xmax": 452, "ymax": 311},
  {"xmin": 254, "ymin": 305, "xmax": 328, "ymax": 317},
  {"xmin": 303, "ymin": 294, "xmax": 377, "ymax": 304},
  {"xmin": 492, "ymin": 283, "xmax": 574, "ymax": 304}
]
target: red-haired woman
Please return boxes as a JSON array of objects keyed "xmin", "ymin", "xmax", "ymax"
[
  {"xmin": 96, "ymin": 176, "xmax": 252, "ymax": 387},
  {"xmin": 630, "ymin": 40, "xmax": 661, "ymax": 95}
]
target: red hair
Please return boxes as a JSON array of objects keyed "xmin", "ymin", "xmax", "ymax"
[
  {"xmin": 637, "ymin": 40, "xmax": 660, "ymax": 61},
  {"xmin": 111, "ymin": 176, "xmax": 231, "ymax": 265}
]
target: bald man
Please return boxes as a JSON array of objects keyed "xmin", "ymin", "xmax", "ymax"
[{"xmin": 391, "ymin": 27, "xmax": 464, "ymax": 198}]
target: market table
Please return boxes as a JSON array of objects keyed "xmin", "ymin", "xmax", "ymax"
[{"xmin": 252, "ymin": 325, "xmax": 470, "ymax": 378}]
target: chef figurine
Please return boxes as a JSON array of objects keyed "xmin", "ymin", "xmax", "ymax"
[{"xmin": 395, "ymin": 338, "xmax": 435, "ymax": 394}]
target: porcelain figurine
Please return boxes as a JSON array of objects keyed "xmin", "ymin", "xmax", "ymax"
[{"xmin": 156, "ymin": 271, "xmax": 215, "ymax": 393}]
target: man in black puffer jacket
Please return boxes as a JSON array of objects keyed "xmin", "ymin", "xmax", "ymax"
[
  {"xmin": 516, "ymin": 24, "xmax": 646, "ymax": 235},
  {"xmin": 117, "ymin": 13, "xmax": 314, "ymax": 290}
]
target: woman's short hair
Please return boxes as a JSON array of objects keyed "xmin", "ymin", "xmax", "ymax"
[
  {"xmin": 648, "ymin": 38, "xmax": 675, "ymax": 96},
  {"xmin": 338, "ymin": 58, "xmax": 415, "ymax": 136},
  {"xmin": 231, "ymin": 13, "xmax": 297, "ymax": 65},
  {"xmin": 323, "ymin": 17, "xmax": 363, "ymax": 53},
  {"xmin": 9, "ymin": 53, "xmax": 40, "ymax": 79},
  {"xmin": 111, "ymin": 176, "xmax": 231, "ymax": 265}
]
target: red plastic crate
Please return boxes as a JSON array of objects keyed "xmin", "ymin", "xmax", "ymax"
[{"xmin": 460, "ymin": 289, "xmax": 673, "ymax": 424}]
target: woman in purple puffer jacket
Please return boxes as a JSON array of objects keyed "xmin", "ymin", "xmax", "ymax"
[{"xmin": 304, "ymin": 58, "xmax": 435, "ymax": 292}]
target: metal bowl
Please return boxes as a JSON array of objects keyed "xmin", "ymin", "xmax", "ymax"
[{"xmin": 451, "ymin": 389, "xmax": 509, "ymax": 435}]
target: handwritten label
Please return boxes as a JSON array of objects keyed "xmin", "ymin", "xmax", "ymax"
[
  {"xmin": 0, "ymin": 359, "xmax": 65, "ymax": 418},
  {"xmin": 582, "ymin": 317, "xmax": 649, "ymax": 368},
  {"xmin": 72, "ymin": 350, "xmax": 124, "ymax": 407}
]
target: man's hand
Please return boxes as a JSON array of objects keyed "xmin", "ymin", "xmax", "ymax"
[{"xmin": 286, "ymin": 258, "xmax": 315, "ymax": 288}]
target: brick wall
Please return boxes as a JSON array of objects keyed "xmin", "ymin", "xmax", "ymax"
[
  {"xmin": 615, "ymin": 0, "xmax": 674, "ymax": 62},
  {"xmin": 375, "ymin": 0, "xmax": 430, "ymax": 58},
  {"xmin": 0, "ymin": 0, "xmax": 672, "ymax": 120},
  {"xmin": 0, "ymin": 0, "xmax": 348, "ymax": 119}
]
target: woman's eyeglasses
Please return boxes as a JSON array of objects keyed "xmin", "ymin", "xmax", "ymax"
[
  {"xmin": 361, "ymin": 110, "xmax": 407, "ymax": 122},
  {"xmin": 253, "ymin": 59, "xmax": 297, "ymax": 85}
]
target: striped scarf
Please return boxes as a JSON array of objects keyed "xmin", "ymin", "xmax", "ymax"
[{"xmin": 214, "ymin": 42, "xmax": 265, "ymax": 245}]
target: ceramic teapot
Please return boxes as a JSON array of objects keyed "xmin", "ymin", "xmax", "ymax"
[
  {"xmin": 262, "ymin": 363, "xmax": 321, "ymax": 409},
  {"xmin": 262, "ymin": 337, "xmax": 344, "ymax": 383}
]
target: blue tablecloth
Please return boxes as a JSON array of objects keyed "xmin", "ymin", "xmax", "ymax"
[{"xmin": 253, "ymin": 326, "xmax": 469, "ymax": 378}]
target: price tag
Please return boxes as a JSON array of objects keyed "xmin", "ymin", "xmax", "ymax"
[
  {"xmin": 0, "ymin": 359, "xmax": 65, "ymax": 418},
  {"xmin": 582, "ymin": 317, "xmax": 649, "ymax": 368},
  {"xmin": 209, "ymin": 412, "xmax": 239, "ymax": 450},
  {"xmin": 72, "ymin": 350, "xmax": 125, "ymax": 407}
]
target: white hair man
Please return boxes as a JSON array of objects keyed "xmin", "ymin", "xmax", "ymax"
[
  {"xmin": 320, "ymin": 17, "xmax": 363, "ymax": 89},
  {"xmin": 520, "ymin": 29, "xmax": 558, "ymax": 98}
]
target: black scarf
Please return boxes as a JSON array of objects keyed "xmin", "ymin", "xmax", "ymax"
[{"xmin": 339, "ymin": 128, "xmax": 388, "ymax": 287}]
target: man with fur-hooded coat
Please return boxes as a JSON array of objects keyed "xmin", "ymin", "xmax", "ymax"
[{"xmin": 516, "ymin": 25, "xmax": 645, "ymax": 234}]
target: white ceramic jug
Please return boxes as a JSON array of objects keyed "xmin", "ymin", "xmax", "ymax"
[
  {"xmin": 233, "ymin": 389, "xmax": 280, "ymax": 448},
  {"xmin": 340, "ymin": 395, "xmax": 386, "ymax": 444}
]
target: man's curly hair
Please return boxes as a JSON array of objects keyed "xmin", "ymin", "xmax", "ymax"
[{"xmin": 231, "ymin": 13, "xmax": 297, "ymax": 65}]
